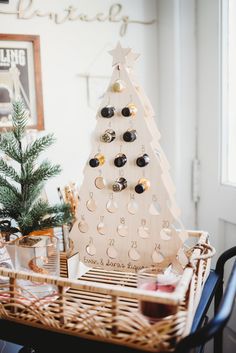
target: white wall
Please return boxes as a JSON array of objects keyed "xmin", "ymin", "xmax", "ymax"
[
  {"xmin": 0, "ymin": 0, "xmax": 158, "ymax": 203},
  {"xmin": 156, "ymin": 0, "xmax": 196, "ymax": 228}
]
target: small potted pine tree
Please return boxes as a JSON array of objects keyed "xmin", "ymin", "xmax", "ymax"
[{"xmin": 0, "ymin": 100, "xmax": 72, "ymax": 246}]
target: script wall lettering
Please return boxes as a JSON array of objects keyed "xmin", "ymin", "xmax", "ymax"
[{"xmin": 0, "ymin": 0, "xmax": 156, "ymax": 36}]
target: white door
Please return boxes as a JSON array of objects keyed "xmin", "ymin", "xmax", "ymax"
[{"xmin": 197, "ymin": 0, "xmax": 236, "ymax": 351}]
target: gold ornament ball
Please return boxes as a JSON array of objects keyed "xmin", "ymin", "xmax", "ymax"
[
  {"xmin": 112, "ymin": 80, "xmax": 125, "ymax": 93},
  {"xmin": 128, "ymin": 103, "xmax": 138, "ymax": 117}
]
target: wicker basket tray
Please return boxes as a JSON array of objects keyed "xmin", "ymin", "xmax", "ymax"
[{"xmin": 0, "ymin": 231, "xmax": 215, "ymax": 352}]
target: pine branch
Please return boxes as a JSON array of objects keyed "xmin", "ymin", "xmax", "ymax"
[
  {"xmin": 46, "ymin": 203, "xmax": 71, "ymax": 216},
  {"xmin": 0, "ymin": 187, "xmax": 22, "ymax": 219},
  {"xmin": 22, "ymin": 183, "xmax": 45, "ymax": 212},
  {"xmin": 0, "ymin": 176, "xmax": 21, "ymax": 197},
  {"xmin": 0, "ymin": 134, "xmax": 21, "ymax": 162},
  {"xmin": 22, "ymin": 160, "xmax": 61, "ymax": 185},
  {"xmin": 17, "ymin": 212, "xmax": 33, "ymax": 234},
  {"xmin": 22, "ymin": 159, "xmax": 34, "ymax": 181},
  {"xmin": 20, "ymin": 201, "xmax": 72, "ymax": 235},
  {"xmin": 23, "ymin": 134, "xmax": 56, "ymax": 163},
  {"xmin": 28, "ymin": 199, "xmax": 51, "ymax": 221},
  {"xmin": 12, "ymin": 100, "xmax": 28, "ymax": 141},
  {"xmin": 33, "ymin": 213, "xmax": 71, "ymax": 231},
  {"xmin": 0, "ymin": 159, "xmax": 20, "ymax": 183},
  {"xmin": 29, "ymin": 200, "xmax": 72, "ymax": 226}
]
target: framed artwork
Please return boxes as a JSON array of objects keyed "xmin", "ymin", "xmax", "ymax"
[{"xmin": 0, "ymin": 34, "xmax": 44, "ymax": 130}]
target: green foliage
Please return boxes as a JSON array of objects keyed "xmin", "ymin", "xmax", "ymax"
[{"xmin": 0, "ymin": 100, "xmax": 72, "ymax": 236}]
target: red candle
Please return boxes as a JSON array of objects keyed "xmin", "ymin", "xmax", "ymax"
[
  {"xmin": 138, "ymin": 266, "xmax": 180, "ymax": 322},
  {"xmin": 139, "ymin": 282, "xmax": 177, "ymax": 320}
]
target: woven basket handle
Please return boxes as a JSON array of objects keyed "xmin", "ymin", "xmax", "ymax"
[{"xmin": 188, "ymin": 243, "xmax": 216, "ymax": 269}]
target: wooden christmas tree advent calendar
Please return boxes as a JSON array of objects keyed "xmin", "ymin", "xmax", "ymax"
[{"xmin": 69, "ymin": 43, "xmax": 189, "ymax": 272}]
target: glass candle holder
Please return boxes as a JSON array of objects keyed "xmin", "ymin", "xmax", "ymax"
[
  {"xmin": 0, "ymin": 234, "xmax": 16, "ymax": 285},
  {"xmin": 137, "ymin": 266, "xmax": 181, "ymax": 322},
  {"xmin": 15, "ymin": 235, "xmax": 60, "ymax": 298},
  {"xmin": 0, "ymin": 233, "xmax": 19, "ymax": 268}
]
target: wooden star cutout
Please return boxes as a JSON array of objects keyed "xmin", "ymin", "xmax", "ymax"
[
  {"xmin": 109, "ymin": 42, "xmax": 131, "ymax": 66},
  {"xmin": 126, "ymin": 50, "xmax": 140, "ymax": 68}
]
